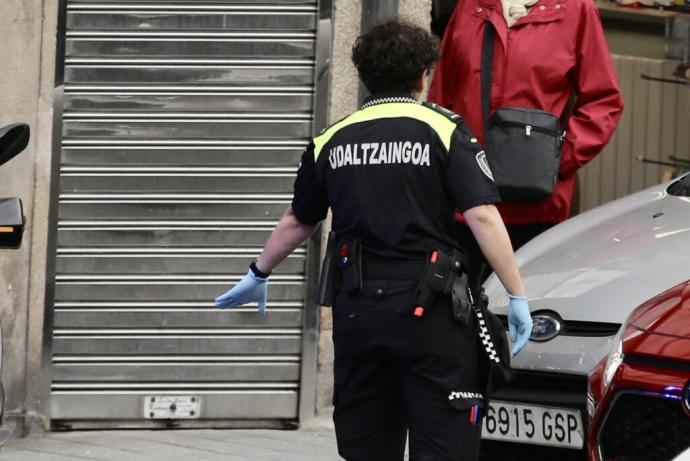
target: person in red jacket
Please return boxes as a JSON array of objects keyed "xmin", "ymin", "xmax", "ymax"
[{"xmin": 428, "ymin": 0, "xmax": 623, "ymax": 289}]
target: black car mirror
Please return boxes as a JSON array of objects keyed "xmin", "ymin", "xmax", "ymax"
[
  {"xmin": 0, "ymin": 122, "xmax": 30, "ymax": 249},
  {"xmin": 0, "ymin": 123, "xmax": 30, "ymax": 167},
  {"xmin": 0, "ymin": 198, "xmax": 23, "ymax": 249}
]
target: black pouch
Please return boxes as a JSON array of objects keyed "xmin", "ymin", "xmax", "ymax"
[
  {"xmin": 485, "ymin": 107, "xmax": 562, "ymax": 202},
  {"xmin": 470, "ymin": 289, "xmax": 513, "ymax": 399},
  {"xmin": 448, "ymin": 391, "xmax": 485, "ymax": 425},
  {"xmin": 337, "ymin": 238, "xmax": 363, "ymax": 293}
]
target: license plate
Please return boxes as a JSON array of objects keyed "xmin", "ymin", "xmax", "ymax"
[
  {"xmin": 481, "ymin": 400, "xmax": 584, "ymax": 449},
  {"xmin": 143, "ymin": 395, "xmax": 201, "ymax": 419}
]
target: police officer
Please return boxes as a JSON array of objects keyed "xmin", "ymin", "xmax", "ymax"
[{"xmin": 214, "ymin": 21, "xmax": 532, "ymax": 461}]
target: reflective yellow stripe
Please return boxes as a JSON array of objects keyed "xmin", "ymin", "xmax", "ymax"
[
  {"xmin": 0, "ymin": 227, "xmax": 14, "ymax": 233},
  {"xmin": 313, "ymin": 103, "xmax": 457, "ymax": 160}
]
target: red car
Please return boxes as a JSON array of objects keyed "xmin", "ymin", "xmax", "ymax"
[{"xmin": 587, "ymin": 280, "xmax": 690, "ymax": 461}]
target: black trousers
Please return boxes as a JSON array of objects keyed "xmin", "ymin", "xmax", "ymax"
[
  {"xmin": 457, "ymin": 223, "xmax": 555, "ymax": 293},
  {"xmin": 332, "ymin": 279, "xmax": 482, "ymax": 461}
]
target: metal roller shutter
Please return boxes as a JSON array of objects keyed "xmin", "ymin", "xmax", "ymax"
[{"xmin": 49, "ymin": 0, "xmax": 322, "ymax": 427}]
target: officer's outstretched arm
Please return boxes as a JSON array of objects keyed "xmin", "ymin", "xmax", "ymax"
[
  {"xmin": 464, "ymin": 204, "xmax": 532, "ymax": 356},
  {"xmin": 255, "ymin": 205, "xmax": 320, "ymax": 274},
  {"xmin": 214, "ymin": 206, "xmax": 319, "ymax": 313}
]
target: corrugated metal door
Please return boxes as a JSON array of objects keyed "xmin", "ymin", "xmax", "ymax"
[{"xmin": 49, "ymin": 0, "xmax": 321, "ymax": 426}]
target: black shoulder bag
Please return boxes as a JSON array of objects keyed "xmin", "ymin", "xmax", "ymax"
[{"xmin": 481, "ymin": 24, "xmax": 566, "ymax": 202}]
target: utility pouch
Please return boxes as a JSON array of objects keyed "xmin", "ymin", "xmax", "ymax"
[
  {"xmin": 317, "ymin": 231, "xmax": 338, "ymax": 307},
  {"xmin": 337, "ymin": 238, "xmax": 363, "ymax": 293}
]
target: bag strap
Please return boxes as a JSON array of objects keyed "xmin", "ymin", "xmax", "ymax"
[
  {"xmin": 481, "ymin": 21, "xmax": 572, "ymax": 141},
  {"xmin": 480, "ymin": 22, "xmax": 496, "ymax": 134},
  {"xmin": 559, "ymin": 94, "xmax": 575, "ymax": 141}
]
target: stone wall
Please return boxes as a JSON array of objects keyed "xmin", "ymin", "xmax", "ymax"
[
  {"xmin": 0, "ymin": 0, "xmax": 59, "ymax": 436},
  {"xmin": 0, "ymin": 0, "xmax": 434, "ymax": 433}
]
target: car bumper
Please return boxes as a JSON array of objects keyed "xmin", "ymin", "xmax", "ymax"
[
  {"xmin": 506, "ymin": 327, "xmax": 614, "ymax": 375},
  {"xmin": 589, "ymin": 359, "xmax": 690, "ymax": 461},
  {"xmin": 480, "ymin": 370, "xmax": 588, "ymax": 461}
]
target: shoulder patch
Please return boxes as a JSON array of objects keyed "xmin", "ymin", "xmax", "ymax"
[
  {"xmin": 475, "ymin": 151, "xmax": 494, "ymax": 181},
  {"xmin": 423, "ymin": 102, "xmax": 463, "ymax": 124}
]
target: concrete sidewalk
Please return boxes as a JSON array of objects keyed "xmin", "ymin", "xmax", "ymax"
[{"xmin": 1, "ymin": 419, "xmax": 343, "ymax": 461}]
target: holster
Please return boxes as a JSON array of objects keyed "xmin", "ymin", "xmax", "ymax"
[
  {"xmin": 316, "ymin": 233, "xmax": 365, "ymax": 306},
  {"xmin": 413, "ymin": 249, "xmax": 471, "ymax": 324},
  {"xmin": 316, "ymin": 231, "xmax": 338, "ymax": 307},
  {"xmin": 451, "ymin": 271, "xmax": 472, "ymax": 325}
]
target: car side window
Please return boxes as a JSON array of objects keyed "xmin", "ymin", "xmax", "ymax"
[{"xmin": 667, "ymin": 173, "xmax": 690, "ymax": 197}]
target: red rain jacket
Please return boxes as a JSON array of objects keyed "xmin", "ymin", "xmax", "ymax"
[{"xmin": 428, "ymin": 0, "xmax": 623, "ymax": 224}]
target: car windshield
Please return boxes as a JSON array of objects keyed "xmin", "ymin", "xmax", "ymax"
[{"xmin": 667, "ymin": 173, "xmax": 690, "ymax": 197}]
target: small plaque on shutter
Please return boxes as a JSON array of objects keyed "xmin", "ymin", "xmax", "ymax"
[{"xmin": 144, "ymin": 395, "xmax": 201, "ymax": 419}]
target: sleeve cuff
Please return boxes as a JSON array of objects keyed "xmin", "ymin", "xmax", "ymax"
[
  {"xmin": 291, "ymin": 202, "xmax": 324, "ymax": 226},
  {"xmin": 250, "ymin": 260, "xmax": 271, "ymax": 279},
  {"xmin": 457, "ymin": 194, "xmax": 501, "ymax": 214}
]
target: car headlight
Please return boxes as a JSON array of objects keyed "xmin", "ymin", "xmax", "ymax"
[{"xmin": 602, "ymin": 325, "xmax": 624, "ymax": 392}]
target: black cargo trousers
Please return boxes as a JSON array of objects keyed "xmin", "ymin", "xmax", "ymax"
[{"xmin": 332, "ymin": 274, "xmax": 483, "ymax": 461}]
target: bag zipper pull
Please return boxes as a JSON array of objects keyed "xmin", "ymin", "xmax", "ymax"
[{"xmin": 525, "ymin": 125, "xmax": 532, "ymax": 137}]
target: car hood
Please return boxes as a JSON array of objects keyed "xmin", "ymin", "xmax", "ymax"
[
  {"xmin": 486, "ymin": 180, "xmax": 690, "ymax": 325},
  {"xmin": 628, "ymin": 280, "xmax": 690, "ymax": 340}
]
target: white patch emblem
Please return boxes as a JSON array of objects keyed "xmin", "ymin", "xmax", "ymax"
[
  {"xmin": 475, "ymin": 151, "xmax": 494, "ymax": 181},
  {"xmin": 448, "ymin": 391, "xmax": 484, "ymax": 401}
]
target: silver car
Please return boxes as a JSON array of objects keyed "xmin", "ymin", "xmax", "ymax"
[{"xmin": 479, "ymin": 172, "xmax": 690, "ymax": 461}]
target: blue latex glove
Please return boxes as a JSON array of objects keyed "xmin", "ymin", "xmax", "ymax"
[
  {"xmin": 507, "ymin": 293, "xmax": 532, "ymax": 357},
  {"xmin": 214, "ymin": 269, "xmax": 268, "ymax": 315}
]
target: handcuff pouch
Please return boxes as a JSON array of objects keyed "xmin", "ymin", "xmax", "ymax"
[{"xmin": 337, "ymin": 238, "xmax": 363, "ymax": 293}]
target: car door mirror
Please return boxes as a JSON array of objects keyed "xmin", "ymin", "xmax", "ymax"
[
  {"xmin": 0, "ymin": 123, "xmax": 29, "ymax": 249},
  {"xmin": 0, "ymin": 123, "xmax": 30, "ymax": 167}
]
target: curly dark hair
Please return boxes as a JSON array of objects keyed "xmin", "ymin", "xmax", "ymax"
[{"xmin": 352, "ymin": 20, "xmax": 439, "ymax": 95}]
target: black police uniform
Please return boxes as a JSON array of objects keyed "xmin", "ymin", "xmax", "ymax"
[{"xmin": 292, "ymin": 94, "xmax": 500, "ymax": 461}]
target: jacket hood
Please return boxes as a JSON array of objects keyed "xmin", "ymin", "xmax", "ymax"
[{"xmin": 486, "ymin": 179, "xmax": 690, "ymax": 325}]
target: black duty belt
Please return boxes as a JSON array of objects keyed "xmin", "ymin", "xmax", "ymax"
[
  {"xmin": 362, "ymin": 258, "xmax": 426, "ymax": 280},
  {"xmin": 316, "ymin": 230, "xmax": 436, "ymax": 306}
]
